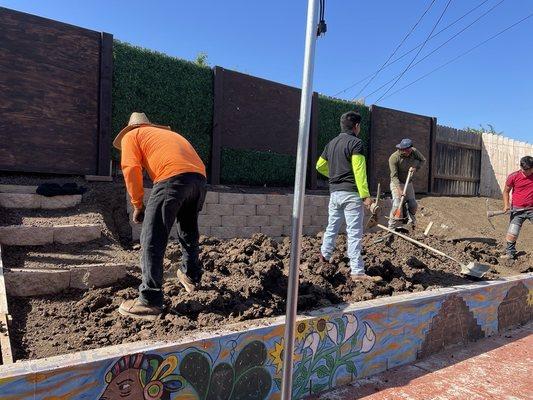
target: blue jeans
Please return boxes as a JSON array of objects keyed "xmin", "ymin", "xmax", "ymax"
[{"xmin": 320, "ymin": 191, "xmax": 365, "ymax": 274}]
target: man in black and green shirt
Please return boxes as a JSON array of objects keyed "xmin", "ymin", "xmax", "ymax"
[
  {"xmin": 388, "ymin": 138, "xmax": 426, "ymax": 229},
  {"xmin": 316, "ymin": 111, "xmax": 380, "ymax": 282}
]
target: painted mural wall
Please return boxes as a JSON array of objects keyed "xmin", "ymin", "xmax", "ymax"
[{"xmin": 0, "ymin": 275, "xmax": 531, "ymax": 400}]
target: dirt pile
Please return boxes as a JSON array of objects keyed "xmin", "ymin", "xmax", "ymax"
[{"xmin": 10, "ymin": 230, "xmax": 531, "ymax": 360}]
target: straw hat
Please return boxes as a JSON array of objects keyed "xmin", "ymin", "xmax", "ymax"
[{"xmin": 113, "ymin": 112, "xmax": 171, "ymax": 150}]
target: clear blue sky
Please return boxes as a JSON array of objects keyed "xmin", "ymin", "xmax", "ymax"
[{"xmin": 3, "ymin": 0, "xmax": 532, "ymax": 142}]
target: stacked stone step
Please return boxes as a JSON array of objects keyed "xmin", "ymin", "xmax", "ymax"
[{"xmin": 0, "ymin": 185, "xmax": 125, "ymax": 296}]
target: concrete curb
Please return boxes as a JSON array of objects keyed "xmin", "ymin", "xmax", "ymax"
[
  {"xmin": 0, "ymin": 273, "xmax": 530, "ymax": 398},
  {"xmin": 0, "ymin": 224, "xmax": 101, "ymax": 246}
]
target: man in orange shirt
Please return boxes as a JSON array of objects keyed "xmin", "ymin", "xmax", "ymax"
[{"xmin": 114, "ymin": 112, "xmax": 207, "ymax": 320}]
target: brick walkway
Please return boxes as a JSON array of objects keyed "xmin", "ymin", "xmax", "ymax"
[{"xmin": 309, "ymin": 322, "xmax": 532, "ymax": 400}]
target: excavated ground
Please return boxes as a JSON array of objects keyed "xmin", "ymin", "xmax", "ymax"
[{"xmin": 1, "ymin": 175, "xmax": 531, "ymax": 360}]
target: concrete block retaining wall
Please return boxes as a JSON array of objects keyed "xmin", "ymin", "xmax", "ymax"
[
  {"xmin": 128, "ymin": 190, "xmax": 392, "ymax": 241},
  {"xmin": 1, "ymin": 274, "xmax": 531, "ymax": 399}
]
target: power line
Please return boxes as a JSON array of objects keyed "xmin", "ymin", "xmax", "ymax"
[
  {"xmin": 375, "ymin": 0, "xmax": 454, "ymax": 103},
  {"xmin": 363, "ymin": 0, "xmax": 505, "ymax": 100},
  {"xmin": 351, "ymin": 0, "xmax": 437, "ymax": 100},
  {"xmin": 333, "ymin": 0, "xmax": 493, "ymax": 97},
  {"xmin": 379, "ymin": 12, "xmax": 533, "ymax": 101}
]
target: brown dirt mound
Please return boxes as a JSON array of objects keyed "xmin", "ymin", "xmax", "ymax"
[{"xmin": 9, "ymin": 230, "xmax": 530, "ymax": 361}]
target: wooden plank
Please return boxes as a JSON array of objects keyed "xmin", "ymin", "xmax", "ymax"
[
  {"xmin": 434, "ymin": 174, "xmax": 480, "ymax": 183},
  {"xmin": 0, "ymin": 313, "xmax": 13, "ymax": 364},
  {"xmin": 435, "ymin": 139, "xmax": 482, "ymax": 151},
  {"xmin": 0, "ymin": 245, "xmax": 9, "ymax": 314},
  {"xmin": 430, "ymin": 117, "xmax": 437, "ymax": 194},
  {"xmin": 210, "ymin": 66, "xmax": 224, "ymax": 184},
  {"xmin": 424, "ymin": 221, "xmax": 434, "ymax": 236},
  {"xmin": 0, "ymin": 245, "xmax": 13, "ymax": 364},
  {"xmin": 85, "ymin": 175, "xmax": 113, "ymax": 182},
  {"xmin": 97, "ymin": 32, "xmax": 113, "ymax": 176}
]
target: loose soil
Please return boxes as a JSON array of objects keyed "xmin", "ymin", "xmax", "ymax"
[
  {"xmin": 8, "ymin": 231, "xmax": 531, "ymax": 361},
  {"xmin": 1, "ymin": 174, "xmax": 531, "ymax": 361}
]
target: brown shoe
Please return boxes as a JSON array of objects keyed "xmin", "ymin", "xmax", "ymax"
[
  {"xmin": 318, "ymin": 252, "xmax": 331, "ymax": 264},
  {"xmin": 118, "ymin": 299, "xmax": 161, "ymax": 320},
  {"xmin": 176, "ymin": 270, "xmax": 196, "ymax": 293},
  {"xmin": 351, "ymin": 273, "xmax": 383, "ymax": 283}
]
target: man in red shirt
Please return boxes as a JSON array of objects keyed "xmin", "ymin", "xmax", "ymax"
[{"xmin": 501, "ymin": 156, "xmax": 533, "ymax": 259}]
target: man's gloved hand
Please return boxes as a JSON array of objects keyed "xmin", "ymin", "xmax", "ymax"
[
  {"xmin": 408, "ymin": 166, "xmax": 416, "ymax": 174},
  {"xmin": 133, "ymin": 207, "xmax": 145, "ymax": 224}
]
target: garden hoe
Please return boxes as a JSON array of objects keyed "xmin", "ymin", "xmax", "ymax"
[
  {"xmin": 365, "ymin": 183, "xmax": 381, "ymax": 230},
  {"xmin": 376, "ymin": 224, "xmax": 490, "ymax": 278},
  {"xmin": 485, "ymin": 199, "xmax": 533, "ymax": 230}
]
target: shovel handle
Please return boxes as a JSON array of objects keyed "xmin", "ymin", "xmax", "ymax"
[
  {"xmin": 376, "ymin": 224, "xmax": 460, "ymax": 264},
  {"xmin": 393, "ymin": 169, "xmax": 414, "ymax": 218},
  {"xmin": 487, "ymin": 210, "xmax": 508, "ymax": 218}
]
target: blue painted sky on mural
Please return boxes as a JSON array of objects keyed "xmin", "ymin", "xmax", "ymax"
[{"xmin": 3, "ymin": 0, "xmax": 532, "ymax": 142}]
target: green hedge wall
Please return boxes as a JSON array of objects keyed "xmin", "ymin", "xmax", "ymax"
[
  {"xmin": 112, "ymin": 42, "xmax": 371, "ymax": 187},
  {"xmin": 317, "ymin": 95, "xmax": 370, "ymax": 156},
  {"xmin": 112, "ymin": 41, "xmax": 213, "ymax": 166},
  {"xmin": 221, "ymin": 148, "xmax": 296, "ymax": 186},
  {"xmin": 220, "ymin": 96, "xmax": 370, "ymax": 187}
]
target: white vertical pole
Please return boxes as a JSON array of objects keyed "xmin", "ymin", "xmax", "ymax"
[{"xmin": 280, "ymin": 0, "xmax": 320, "ymax": 398}]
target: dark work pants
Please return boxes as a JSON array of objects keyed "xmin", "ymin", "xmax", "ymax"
[{"xmin": 138, "ymin": 173, "xmax": 206, "ymax": 307}]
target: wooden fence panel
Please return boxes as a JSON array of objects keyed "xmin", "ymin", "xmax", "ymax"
[
  {"xmin": 480, "ymin": 133, "xmax": 533, "ymax": 198},
  {"xmin": 0, "ymin": 7, "xmax": 112, "ymax": 175},
  {"xmin": 432, "ymin": 125, "xmax": 482, "ymax": 196}
]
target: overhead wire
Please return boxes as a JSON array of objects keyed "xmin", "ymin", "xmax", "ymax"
[
  {"xmin": 378, "ymin": 12, "xmax": 533, "ymax": 101},
  {"xmin": 350, "ymin": 0, "xmax": 438, "ymax": 100},
  {"xmin": 333, "ymin": 0, "xmax": 494, "ymax": 97},
  {"xmin": 361, "ymin": 0, "xmax": 505, "ymax": 100},
  {"xmin": 374, "ymin": 0, "xmax": 454, "ymax": 103}
]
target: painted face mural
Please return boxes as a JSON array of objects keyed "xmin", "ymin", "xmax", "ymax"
[{"xmin": 99, "ymin": 354, "xmax": 182, "ymax": 400}]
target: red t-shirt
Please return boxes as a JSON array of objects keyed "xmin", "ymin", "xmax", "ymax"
[{"xmin": 506, "ymin": 170, "xmax": 533, "ymax": 208}]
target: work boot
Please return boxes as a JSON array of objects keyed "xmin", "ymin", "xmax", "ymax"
[
  {"xmin": 500, "ymin": 242, "xmax": 517, "ymax": 260},
  {"xmin": 177, "ymin": 270, "xmax": 196, "ymax": 293},
  {"xmin": 351, "ymin": 273, "xmax": 383, "ymax": 283},
  {"xmin": 118, "ymin": 298, "xmax": 162, "ymax": 320}
]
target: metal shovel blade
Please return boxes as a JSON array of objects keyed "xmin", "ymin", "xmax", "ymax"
[{"xmin": 460, "ymin": 262, "xmax": 490, "ymax": 278}]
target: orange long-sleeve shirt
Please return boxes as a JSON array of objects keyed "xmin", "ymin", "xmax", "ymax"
[{"xmin": 121, "ymin": 126, "xmax": 206, "ymax": 209}]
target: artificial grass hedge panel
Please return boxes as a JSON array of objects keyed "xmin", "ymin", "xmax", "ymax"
[
  {"xmin": 221, "ymin": 148, "xmax": 296, "ymax": 186},
  {"xmin": 317, "ymin": 95, "xmax": 370, "ymax": 155},
  {"xmin": 112, "ymin": 41, "xmax": 214, "ymax": 166}
]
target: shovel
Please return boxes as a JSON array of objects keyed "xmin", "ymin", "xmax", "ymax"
[
  {"xmin": 376, "ymin": 224, "xmax": 490, "ymax": 278},
  {"xmin": 391, "ymin": 168, "xmax": 414, "ymax": 222},
  {"xmin": 365, "ymin": 183, "xmax": 381, "ymax": 230}
]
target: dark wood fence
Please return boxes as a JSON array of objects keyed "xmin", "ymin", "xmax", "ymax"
[
  {"xmin": 369, "ymin": 105, "xmax": 434, "ymax": 193},
  {"xmin": 431, "ymin": 125, "xmax": 482, "ymax": 196},
  {"xmin": 211, "ymin": 66, "xmax": 319, "ymax": 188},
  {"xmin": 0, "ymin": 7, "xmax": 112, "ymax": 176}
]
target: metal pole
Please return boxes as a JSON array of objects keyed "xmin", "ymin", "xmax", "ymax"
[{"xmin": 280, "ymin": 0, "xmax": 320, "ymax": 398}]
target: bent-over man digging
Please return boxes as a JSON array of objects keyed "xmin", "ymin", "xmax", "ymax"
[{"xmin": 115, "ymin": 112, "xmax": 207, "ymax": 320}]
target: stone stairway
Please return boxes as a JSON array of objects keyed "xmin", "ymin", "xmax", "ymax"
[{"xmin": 0, "ymin": 185, "xmax": 130, "ymax": 297}]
